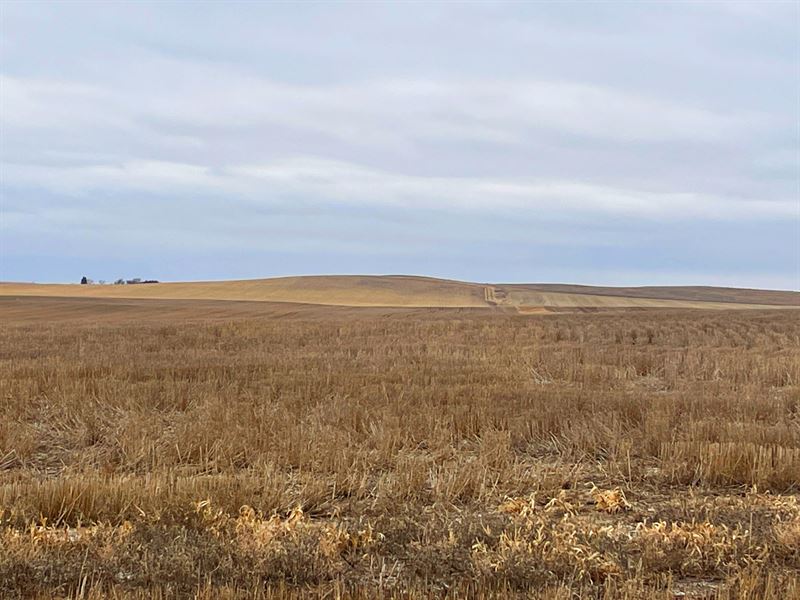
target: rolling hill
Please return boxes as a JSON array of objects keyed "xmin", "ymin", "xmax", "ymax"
[{"xmin": 1, "ymin": 275, "xmax": 798, "ymax": 311}]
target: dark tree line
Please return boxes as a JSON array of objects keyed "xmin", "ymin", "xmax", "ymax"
[{"xmin": 80, "ymin": 276, "xmax": 159, "ymax": 285}]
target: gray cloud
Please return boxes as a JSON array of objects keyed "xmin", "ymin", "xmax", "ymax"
[{"xmin": 1, "ymin": 1, "xmax": 797, "ymax": 287}]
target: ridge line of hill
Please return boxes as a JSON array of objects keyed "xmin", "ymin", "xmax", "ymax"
[{"xmin": 1, "ymin": 275, "xmax": 797, "ymax": 310}]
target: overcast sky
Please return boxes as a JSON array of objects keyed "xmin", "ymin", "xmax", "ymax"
[{"xmin": 1, "ymin": 1, "xmax": 798, "ymax": 288}]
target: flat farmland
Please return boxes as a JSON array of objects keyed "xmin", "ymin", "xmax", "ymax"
[{"xmin": 1, "ymin": 294, "xmax": 799, "ymax": 599}]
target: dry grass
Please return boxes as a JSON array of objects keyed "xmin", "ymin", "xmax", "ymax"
[
  {"xmin": 0, "ymin": 275, "xmax": 489, "ymax": 307},
  {"xmin": 506, "ymin": 284, "xmax": 800, "ymax": 307},
  {"xmin": 2, "ymin": 275, "xmax": 797, "ymax": 310},
  {"xmin": 499, "ymin": 288, "xmax": 797, "ymax": 310},
  {"xmin": 0, "ymin": 299, "xmax": 799, "ymax": 598}
]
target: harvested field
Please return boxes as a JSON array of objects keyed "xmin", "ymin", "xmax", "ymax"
[
  {"xmin": 506, "ymin": 284, "xmax": 800, "ymax": 307},
  {"xmin": 1, "ymin": 294, "xmax": 799, "ymax": 598},
  {"xmin": 2, "ymin": 276, "xmax": 797, "ymax": 310},
  {"xmin": 0, "ymin": 276, "xmax": 488, "ymax": 308},
  {"xmin": 0, "ymin": 296, "xmax": 485, "ymax": 325}
]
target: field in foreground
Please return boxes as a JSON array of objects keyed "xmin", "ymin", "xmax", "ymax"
[{"xmin": 1, "ymin": 298, "xmax": 799, "ymax": 599}]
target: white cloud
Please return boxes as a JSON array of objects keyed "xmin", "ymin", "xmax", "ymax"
[
  {"xmin": 4, "ymin": 157, "xmax": 794, "ymax": 222},
  {"xmin": 0, "ymin": 67, "xmax": 766, "ymax": 155},
  {"xmin": 2, "ymin": 160, "xmax": 224, "ymax": 196},
  {"xmin": 0, "ymin": 76, "xmax": 128, "ymax": 131},
  {"xmin": 1, "ymin": 63, "xmax": 783, "ymax": 223}
]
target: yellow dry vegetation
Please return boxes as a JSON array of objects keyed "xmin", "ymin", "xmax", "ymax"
[
  {"xmin": 0, "ymin": 275, "xmax": 488, "ymax": 307},
  {"xmin": 1, "ymin": 302, "xmax": 799, "ymax": 598},
  {"xmin": 500, "ymin": 288, "xmax": 795, "ymax": 310},
  {"xmin": 2, "ymin": 275, "xmax": 797, "ymax": 310}
]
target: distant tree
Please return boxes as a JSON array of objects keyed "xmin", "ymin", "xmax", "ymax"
[
  {"xmin": 114, "ymin": 278, "xmax": 125, "ymax": 285},
  {"xmin": 80, "ymin": 276, "xmax": 88, "ymax": 285},
  {"xmin": 98, "ymin": 280, "xmax": 107, "ymax": 285}
]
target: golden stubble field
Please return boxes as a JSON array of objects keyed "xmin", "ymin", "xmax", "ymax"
[
  {"xmin": 0, "ymin": 297, "xmax": 799, "ymax": 599},
  {"xmin": 4, "ymin": 275, "xmax": 799, "ymax": 309}
]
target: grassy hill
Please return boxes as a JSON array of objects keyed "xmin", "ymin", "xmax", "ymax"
[
  {"xmin": 1, "ymin": 275, "xmax": 797, "ymax": 311},
  {"xmin": 0, "ymin": 276, "xmax": 487, "ymax": 308}
]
